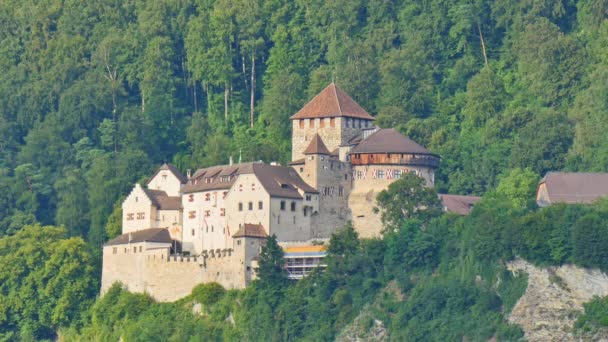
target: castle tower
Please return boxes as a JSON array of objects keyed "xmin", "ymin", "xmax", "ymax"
[
  {"xmin": 348, "ymin": 128, "xmax": 440, "ymax": 238},
  {"xmin": 290, "ymin": 83, "xmax": 375, "ymax": 161}
]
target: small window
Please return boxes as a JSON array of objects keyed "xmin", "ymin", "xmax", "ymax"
[
  {"xmin": 220, "ymin": 208, "xmax": 226, "ymax": 216},
  {"xmin": 300, "ymin": 167, "xmax": 304, "ymax": 172},
  {"xmin": 162, "ymin": 174, "xmax": 167, "ymax": 180},
  {"xmin": 113, "ymin": 247, "xmax": 117, "ymax": 254},
  {"xmin": 377, "ymin": 170, "xmax": 385, "ymax": 179},
  {"xmin": 188, "ymin": 194, "xmax": 194, "ymax": 202},
  {"xmin": 223, "ymin": 191, "xmax": 228, "ymax": 199},
  {"xmin": 303, "ymin": 208, "xmax": 308, "ymax": 216},
  {"xmin": 330, "ymin": 117, "xmax": 335, "ymax": 128},
  {"xmin": 205, "ymin": 210, "xmax": 210, "ymax": 217},
  {"xmin": 126, "ymin": 213, "xmax": 134, "ymax": 221},
  {"xmin": 280, "ymin": 201, "xmax": 286, "ymax": 210},
  {"xmin": 189, "ymin": 211, "xmax": 196, "ymax": 219},
  {"xmin": 258, "ymin": 201, "xmax": 263, "ymax": 210},
  {"xmin": 139, "ymin": 246, "xmax": 142, "ymax": 252},
  {"xmin": 124, "ymin": 248, "xmax": 127, "ymax": 253},
  {"xmin": 305, "ymin": 194, "xmax": 311, "ymax": 201},
  {"xmin": 135, "ymin": 197, "xmax": 138, "ymax": 202},
  {"xmin": 192, "ymin": 229, "xmax": 195, "ymax": 236},
  {"xmin": 299, "ymin": 120, "xmax": 305, "ymax": 129},
  {"xmin": 320, "ymin": 118, "xmax": 325, "ymax": 128},
  {"xmin": 237, "ymin": 240, "xmax": 242, "ymax": 246},
  {"xmin": 291, "ymin": 202, "xmax": 296, "ymax": 211},
  {"xmin": 394, "ymin": 170, "xmax": 402, "ymax": 179},
  {"xmin": 133, "ymin": 247, "xmax": 137, "ymax": 253},
  {"xmin": 205, "ymin": 193, "xmax": 211, "ymax": 201},
  {"xmin": 344, "ymin": 174, "xmax": 348, "ymax": 180},
  {"xmin": 211, "ymin": 226, "xmax": 214, "ymax": 232},
  {"xmin": 247, "ymin": 202, "xmax": 252, "ymax": 210},
  {"xmin": 309, "ymin": 118, "xmax": 314, "ymax": 128},
  {"xmin": 293, "ymin": 216, "xmax": 296, "ymax": 224},
  {"xmin": 278, "ymin": 215, "xmax": 281, "ymax": 224},
  {"xmin": 239, "ymin": 202, "xmax": 243, "ymax": 211}
]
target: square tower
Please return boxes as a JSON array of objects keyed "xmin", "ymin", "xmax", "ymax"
[{"xmin": 291, "ymin": 83, "xmax": 375, "ymax": 161}]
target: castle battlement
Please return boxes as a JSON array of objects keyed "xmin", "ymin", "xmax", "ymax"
[{"xmin": 101, "ymin": 83, "xmax": 439, "ymax": 301}]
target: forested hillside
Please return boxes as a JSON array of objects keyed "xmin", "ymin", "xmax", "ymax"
[{"xmin": 2, "ymin": 0, "xmax": 608, "ymax": 340}]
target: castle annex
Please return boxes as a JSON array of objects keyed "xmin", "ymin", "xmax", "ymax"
[{"xmin": 101, "ymin": 83, "xmax": 440, "ymax": 301}]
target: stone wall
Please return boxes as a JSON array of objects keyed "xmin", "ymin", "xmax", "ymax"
[
  {"xmin": 101, "ymin": 238, "xmax": 259, "ymax": 302},
  {"xmin": 349, "ymin": 165, "xmax": 435, "ymax": 238},
  {"xmin": 292, "ymin": 117, "xmax": 372, "ymax": 161}
]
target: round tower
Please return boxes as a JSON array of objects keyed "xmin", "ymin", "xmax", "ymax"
[{"xmin": 347, "ymin": 128, "xmax": 440, "ymax": 238}]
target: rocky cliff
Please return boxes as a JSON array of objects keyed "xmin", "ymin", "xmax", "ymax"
[{"xmin": 508, "ymin": 258, "xmax": 608, "ymax": 341}]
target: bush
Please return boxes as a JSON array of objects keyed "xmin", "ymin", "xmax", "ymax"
[{"xmin": 191, "ymin": 282, "xmax": 226, "ymax": 306}]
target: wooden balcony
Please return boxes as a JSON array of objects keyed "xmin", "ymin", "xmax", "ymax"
[{"xmin": 350, "ymin": 153, "xmax": 439, "ymax": 167}]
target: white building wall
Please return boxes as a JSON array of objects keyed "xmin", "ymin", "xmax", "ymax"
[
  {"xmin": 147, "ymin": 170, "xmax": 182, "ymax": 197},
  {"xmin": 181, "ymin": 189, "xmax": 229, "ymax": 255},
  {"xmin": 226, "ymin": 174, "xmax": 271, "ymax": 236},
  {"xmin": 122, "ymin": 184, "xmax": 156, "ymax": 234}
]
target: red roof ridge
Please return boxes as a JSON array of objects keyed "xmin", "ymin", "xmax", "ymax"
[
  {"xmin": 290, "ymin": 83, "xmax": 374, "ymax": 120},
  {"xmin": 333, "ymin": 83, "xmax": 343, "ymax": 117}
]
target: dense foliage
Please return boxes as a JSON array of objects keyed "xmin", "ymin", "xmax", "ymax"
[
  {"xmin": 3, "ymin": 0, "xmax": 608, "ymax": 340},
  {"xmin": 2, "ymin": 0, "xmax": 608, "ymax": 246},
  {"xmin": 0, "ymin": 225, "xmax": 97, "ymax": 340}
]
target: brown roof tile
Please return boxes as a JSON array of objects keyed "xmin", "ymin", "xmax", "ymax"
[
  {"xmin": 141, "ymin": 188, "xmax": 182, "ymax": 210},
  {"xmin": 290, "ymin": 83, "xmax": 375, "ymax": 120},
  {"xmin": 252, "ymin": 163, "xmax": 318, "ymax": 199},
  {"xmin": 303, "ymin": 134, "xmax": 331, "ymax": 155},
  {"xmin": 538, "ymin": 172, "xmax": 608, "ymax": 205},
  {"xmin": 182, "ymin": 162, "xmax": 317, "ymax": 198},
  {"xmin": 105, "ymin": 228, "xmax": 172, "ymax": 246},
  {"xmin": 289, "ymin": 158, "xmax": 305, "ymax": 165},
  {"xmin": 350, "ymin": 128, "xmax": 437, "ymax": 156},
  {"xmin": 439, "ymin": 194, "xmax": 481, "ymax": 215},
  {"xmin": 232, "ymin": 223, "xmax": 268, "ymax": 238}
]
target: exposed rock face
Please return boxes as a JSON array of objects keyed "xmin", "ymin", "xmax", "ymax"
[
  {"xmin": 335, "ymin": 305, "xmax": 388, "ymax": 342},
  {"xmin": 508, "ymin": 258, "xmax": 608, "ymax": 341}
]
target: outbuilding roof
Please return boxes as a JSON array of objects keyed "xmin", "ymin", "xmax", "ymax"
[
  {"xmin": 349, "ymin": 128, "xmax": 437, "ymax": 156},
  {"xmin": 439, "ymin": 194, "xmax": 481, "ymax": 215},
  {"xmin": 105, "ymin": 228, "xmax": 172, "ymax": 246},
  {"xmin": 232, "ymin": 223, "xmax": 268, "ymax": 238},
  {"xmin": 537, "ymin": 172, "xmax": 608, "ymax": 205},
  {"xmin": 290, "ymin": 83, "xmax": 375, "ymax": 120}
]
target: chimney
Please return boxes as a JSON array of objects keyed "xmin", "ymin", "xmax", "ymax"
[
  {"xmin": 229, "ymin": 156, "xmax": 234, "ymax": 166},
  {"xmin": 186, "ymin": 169, "xmax": 192, "ymax": 179},
  {"xmin": 270, "ymin": 161, "xmax": 281, "ymax": 166}
]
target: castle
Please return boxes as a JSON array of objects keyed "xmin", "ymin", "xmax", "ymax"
[{"xmin": 101, "ymin": 83, "xmax": 441, "ymax": 301}]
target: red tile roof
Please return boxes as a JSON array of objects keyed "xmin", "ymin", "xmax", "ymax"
[
  {"xmin": 303, "ymin": 134, "xmax": 331, "ymax": 155},
  {"xmin": 232, "ymin": 223, "xmax": 268, "ymax": 238},
  {"xmin": 290, "ymin": 83, "xmax": 375, "ymax": 120}
]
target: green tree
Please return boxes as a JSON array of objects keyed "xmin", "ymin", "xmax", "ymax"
[
  {"xmin": 256, "ymin": 234, "xmax": 288, "ymax": 290},
  {"xmin": 375, "ymin": 173, "xmax": 442, "ymax": 231},
  {"xmin": 0, "ymin": 225, "xmax": 97, "ymax": 340}
]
